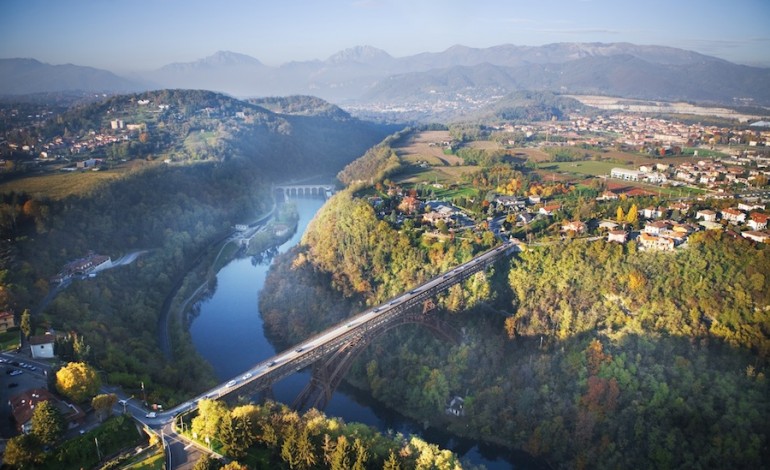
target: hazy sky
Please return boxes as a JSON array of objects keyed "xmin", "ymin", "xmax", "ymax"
[{"xmin": 2, "ymin": 0, "xmax": 769, "ymax": 72}]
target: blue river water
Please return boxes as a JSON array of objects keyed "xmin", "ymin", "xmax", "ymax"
[{"xmin": 189, "ymin": 197, "xmax": 542, "ymax": 469}]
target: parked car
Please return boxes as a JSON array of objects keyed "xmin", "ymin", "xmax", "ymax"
[
  {"xmin": 145, "ymin": 412, "xmax": 156, "ymax": 418},
  {"xmin": 10, "ymin": 370, "xmax": 22, "ymax": 376},
  {"xmin": 8, "ymin": 382, "xmax": 18, "ymax": 388}
]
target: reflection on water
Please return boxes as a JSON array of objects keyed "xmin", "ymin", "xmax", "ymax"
[{"xmin": 189, "ymin": 197, "xmax": 542, "ymax": 469}]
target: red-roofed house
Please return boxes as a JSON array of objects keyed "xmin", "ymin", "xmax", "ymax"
[
  {"xmin": 748, "ymin": 212, "xmax": 769, "ymax": 231},
  {"xmin": 639, "ymin": 232, "xmax": 675, "ymax": 251},
  {"xmin": 539, "ymin": 204, "xmax": 561, "ymax": 216},
  {"xmin": 10, "ymin": 389, "xmax": 85, "ymax": 433},
  {"xmin": 607, "ymin": 230, "xmax": 628, "ymax": 243},
  {"xmin": 721, "ymin": 208, "xmax": 746, "ymax": 224}
]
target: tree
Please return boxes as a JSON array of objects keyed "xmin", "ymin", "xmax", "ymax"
[
  {"xmin": 55, "ymin": 362, "xmax": 101, "ymax": 402},
  {"xmin": 383, "ymin": 450, "xmax": 402, "ymax": 470},
  {"xmin": 219, "ymin": 414, "xmax": 255, "ymax": 459},
  {"xmin": 3, "ymin": 434, "xmax": 43, "ymax": 468},
  {"xmin": 30, "ymin": 399, "xmax": 64, "ymax": 445},
  {"xmin": 330, "ymin": 435, "xmax": 351, "ymax": 470},
  {"xmin": 92, "ymin": 393, "xmax": 118, "ymax": 422},
  {"xmin": 20, "ymin": 308, "xmax": 31, "ymax": 339},
  {"xmin": 192, "ymin": 399, "xmax": 228, "ymax": 442},
  {"xmin": 616, "ymin": 206, "xmax": 625, "ymax": 223},
  {"xmin": 193, "ymin": 455, "xmax": 223, "ymax": 470},
  {"xmin": 352, "ymin": 437, "xmax": 369, "ymax": 470},
  {"xmin": 626, "ymin": 204, "xmax": 638, "ymax": 224}
]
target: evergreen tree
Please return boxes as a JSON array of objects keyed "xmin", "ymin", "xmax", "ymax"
[
  {"xmin": 20, "ymin": 308, "xmax": 31, "ymax": 339},
  {"xmin": 383, "ymin": 450, "xmax": 402, "ymax": 470},
  {"xmin": 31, "ymin": 400, "xmax": 64, "ymax": 445}
]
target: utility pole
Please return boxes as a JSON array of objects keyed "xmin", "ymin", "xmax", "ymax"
[
  {"xmin": 94, "ymin": 437, "xmax": 102, "ymax": 461},
  {"xmin": 141, "ymin": 381, "xmax": 147, "ymax": 406}
]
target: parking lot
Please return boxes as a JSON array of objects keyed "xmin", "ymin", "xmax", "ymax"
[{"xmin": 0, "ymin": 357, "xmax": 51, "ymax": 438}]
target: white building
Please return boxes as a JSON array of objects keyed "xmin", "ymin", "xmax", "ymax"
[
  {"xmin": 29, "ymin": 333, "xmax": 55, "ymax": 359},
  {"xmin": 611, "ymin": 168, "xmax": 642, "ymax": 181}
]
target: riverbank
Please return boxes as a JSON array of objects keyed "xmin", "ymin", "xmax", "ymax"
[{"xmin": 162, "ymin": 203, "xmax": 299, "ymax": 365}]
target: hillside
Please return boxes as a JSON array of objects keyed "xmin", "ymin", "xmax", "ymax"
[{"xmin": 0, "ymin": 91, "xmax": 394, "ymax": 403}]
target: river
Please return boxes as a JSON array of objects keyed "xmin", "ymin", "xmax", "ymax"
[{"xmin": 189, "ymin": 196, "xmax": 543, "ymax": 469}]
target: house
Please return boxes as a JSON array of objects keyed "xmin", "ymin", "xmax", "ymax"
[
  {"xmin": 720, "ymin": 208, "xmax": 746, "ymax": 224},
  {"xmin": 668, "ymin": 201, "xmax": 691, "ymax": 213},
  {"xmin": 611, "ymin": 168, "xmax": 642, "ymax": 181},
  {"xmin": 517, "ymin": 212, "xmax": 534, "ymax": 225},
  {"xmin": 445, "ymin": 396, "xmax": 465, "ymax": 417},
  {"xmin": 10, "ymin": 389, "xmax": 85, "ymax": 433},
  {"xmin": 642, "ymin": 206, "xmax": 665, "ymax": 219},
  {"xmin": 748, "ymin": 212, "xmax": 769, "ymax": 231},
  {"xmin": 699, "ymin": 220, "xmax": 723, "ymax": 231},
  {"xmin": 561, "ymin": 220, "xmax": 586, "ymax": 234},
  {"xmin": 0, "ymin": 311, "xmax": 15, "ymax": 333},
  {"xmin": 644, "ymin": 220, "xmax": 671, "ymax": 235},
  {"xmin": 607, "ymin": 230, "xmax": 628, "ymax": 243},
  {"xmin": 494, "ymin": 196, "xmax": 526, "ymax": 209},
  {"xmin": 696, "ymin": 209, "xmax": 717, "ymax": 222},
  {"xmin": 539, "ymin": 204, "xmax": 560, "ymax": 216},
  {"xmin": 639, "ymin": 232, "xmax": 675, "ymax": 251},
  {"xmin": 738, "ymin": 202, "xmax": 765, "ymax": 212},
  {"xmin": 742, "ymin": 231, "xmax": 770, "ymax": 243},
  {"xmin": 598, "ymin": 220, "xmax": 619, "ymax": 231},
  {"xmin": 596, "ymin": 190, "xmax": 619, "ymax": 201},
  {"xmin": 29, "ymin": 332, "xmax": 55, "ymax": 359}
]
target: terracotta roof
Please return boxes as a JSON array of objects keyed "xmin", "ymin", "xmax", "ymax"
[{"xmin": 29, "ymin": 333, "xmax": 55, "ymax": 346}]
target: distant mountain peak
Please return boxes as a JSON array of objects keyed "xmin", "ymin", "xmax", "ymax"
[
  {"xmin": 160, "ymin": 51, "xmax": 264, "ymax": 71},
  {"xmin": 326, "ymin": 45, "xmax": 393, "ymax": 65}
]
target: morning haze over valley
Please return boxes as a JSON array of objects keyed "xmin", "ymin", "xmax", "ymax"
[{"xmin": 0, "ymin": 1, "xmax": 768, "ymax": 469}]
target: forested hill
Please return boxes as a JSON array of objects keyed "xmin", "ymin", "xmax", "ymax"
[{"xmin": 31, "ymin": 89, "xmax": 394, "ymax": 177}]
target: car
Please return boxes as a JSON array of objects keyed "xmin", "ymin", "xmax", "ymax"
[
  {"xmin": 295, "ymin": 347, "xmax": 304, "ymax": 353},
  {"xmin": 267, "ymin": 361, "xmax": 276, "ymax": 367},
  {"xmin": 242, "ymin": 373, "xmax": 252, "ymax": 380},
  {"xmin": 8, "ymin": 382, "xmax": 18, "ymax": 388},
  {"xmin": 28, "ymin": 365, "xmax": 36, "ymax": 371},
  {"xmin": 10, "ymin": 370, "xmax": 22, "ymax": 376},
  {"xmin": 145, "ymin": 412, "xmax": 156, "ymax": 418},
  {"xmin": 346, "ymin": 322, "xmax": 356, "ymax": 328},
  {"xmin": 226, "ymin": 380, "xmax": 237, "ymax": 387}
]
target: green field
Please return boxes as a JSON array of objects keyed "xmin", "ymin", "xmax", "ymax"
[{"xmin": 537, "ymin": 160, "xmax": 629, "ymax": 176}]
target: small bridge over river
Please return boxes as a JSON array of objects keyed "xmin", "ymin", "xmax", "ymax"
[
  {"xmin": 167, "ymin": 240, "xmax": 517, "ymax": 415},
  {"xmin": 274, "ymin": 184, "xmax": 336, "ymax": 200}
]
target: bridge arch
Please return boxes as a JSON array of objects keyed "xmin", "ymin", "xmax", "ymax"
[{"xmin": 293, "ymin": 304, "xmax": 460, "ymax": 410}]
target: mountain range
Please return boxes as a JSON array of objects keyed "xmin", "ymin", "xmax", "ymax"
[{"xmin": 2, "ymin": 43, "xmax": 769, "ymax": 112}]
